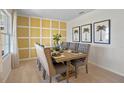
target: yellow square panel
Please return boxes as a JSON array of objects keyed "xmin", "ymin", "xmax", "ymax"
[
  {"xmin": 17, "ymin": 16, "xmax": 29, "ymax": 26},
  {"xmin": 51, "ymin": 20, "xmax": 59, "ymax": 29},
  {"xmin": 52, "ymin": 30, "xmax": 59, "ymax": 37},
  {"xmin": 42, "ymin": 29, "xmax": 50, "ymax": 37},
  {"xmin": 61, "ymin": 38, "xmax": 66, "ymax": 42},
  {"xmin": 30, "ymin": 17, "xmax": 40, "ymax": 27},
  {"xmin": 17, "ymin": 27, "xmax": 29, "ymax": 37},
  {"xmin": 51, "ymin": 39, "xmax": 55, "ymax": 46},
  {"xmin": 60, "ymin": 30, "xmax": 66, "ymax": 37},
  {"xmin": 30, "ymin": 38, "xmax": 40, "ymax": 47},
  {"xmin": 30, "ymin": 49, "xmax": 37, "ymax": 57},
  {"xmin": 30, "ymin": 28, "xmax": 40, "ymax": 37},
  {"xmin": 42, "ymin": 38, "xmax": 50, "ymax": 46},
  {"xmin": 42, "ymin": 19, "xmax": 50, "ymax": 28},
  {"xmin": 18, "ymin": 39, "xmax": 29, "ymax": 48},
  {"xmin": 60, "ymin": 22, "xmax": 66, "ymax": 29},
  {"xmin": 19, "ymin": 49, "xmax": 29, "ymax": 59}
]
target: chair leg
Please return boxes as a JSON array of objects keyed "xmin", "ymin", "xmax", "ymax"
[
  {"xmin": 74, "ymin": 65, "xmax": 77, "ymax": 78},
  {"xmin": 37, "ymin": 59, "xmax": 38, "ymax": 65},
  {"xmin": 49, "ymin": 76, "xmax": 52, "ymax": 83},
  {"xmin": 43, "ymin": 69, "xmax": 46, "ymax": 80},
  {"xmin": 86, "ymin": 64, "xmax": 88, "ymax": 73},
  {"xmin": 37, "ymin": 59, "xmax": 41, "ymax": 71},
  {"xmin": 39, "ymin": 62, "xmax": 41, "ymax": 71}
]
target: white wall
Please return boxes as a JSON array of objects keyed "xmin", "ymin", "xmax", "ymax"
[
  {"xmin": 0, "ymin": 34, "xmax": 2, "ymax": 74},
  {"xmin": 0, "ymin": 55, "xmax": 11, "ymax": 82},
  {"xmin": 0, "ymin": 9, "xmax": 12, "ymax": 82},
  {"xmin": 67, "ymin": 9, "xmax": 124, "ymax": 76}
]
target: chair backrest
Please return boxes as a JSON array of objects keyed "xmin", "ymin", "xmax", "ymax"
[
  {"xmin": 35, "ymin": 44, "xmax": 56, "ymax": 76},
  {"xmin": 68, "ymin": 42, "xmax": 77, "ymax": 51},
  {"xmin": 35, "ymin": 43, "xmax": 44, "ymax": 65},
  {"xmin": 61, "ymin": 42, "xmax": 70, "ymax": 50},
  {"xmin": 77, "ymin": 43, "xmax": 90, "ymax": 54}
]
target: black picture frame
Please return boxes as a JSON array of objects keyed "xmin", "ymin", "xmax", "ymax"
[
  {"xmin": 72, "ymin": 26, "xmax": 80, "ymax": 42},
  {"xmin": 93, "ymin": 19, "xmax": 111, "ymax": 44},
  {"xmin": 80, "ymin": 24, "xmax": 92, "ymax": 43}
]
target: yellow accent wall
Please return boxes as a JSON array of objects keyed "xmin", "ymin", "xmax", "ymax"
[
  {"xmin": 17, "ymin": 16, "xmax": 67, "ymax": 60},
  {"xmin": 52, "ymin": 30, "xmax": 59, "ymax": 36},
  {"xmin": 30, "ymin": 28, "xmax": 40, "ymax": 37},
  {"xmin": 60, "ymin": 22, "xmax": 66, "ymax": 29},
  {"xmin": 52, "ymin": 20, "xmax": 59, "ymax": 29},
  {"xmin": 42, "ymin": 29, "xmax": 50, "ymax": 37},
  {"xmin": 17, "ymin": 27, "xmax": 29, "ymax": 37},
  {"xmin": 17, "ymin": 16, "xmax": 29, "ymax": 26},
  {"xmin": 42, "ymin": 19, "xmax": 50, "ymax": 28},
  {"xmin": 30, "ymin": 39, "xmax": 40, "ymax": 47},
  {"xmin": 18, "ymin": 39, "xmax": 29, "ymax": 48},
  {"xmin": 19, "ymin": 49, "xmax": 29, "ymax": 59},
  {"xmin": 42, "ymin": 38, "xmax": 50, "ymax": 46},
  {"xmin": 60, "ymin": 30, "xmax": 66, "ymax": 37},
  {"xmin": 30, "ymin": 49, "xmax": 37, "ymax": 57},
  {"xmin": 61, "ymin": 38, "xmax": 66, "ymax": 42},
  {"xmin": 30, "ymin": 17, "xmax": 40, "ymax": 27}
]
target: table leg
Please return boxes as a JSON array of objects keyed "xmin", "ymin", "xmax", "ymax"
[
  {"xmin": 66, "ymin": 61, "xmax": 71, "ymax": 83},
  {"xmin": 56, "ymin": 61, "xmax": 74, "ymax": 82}
]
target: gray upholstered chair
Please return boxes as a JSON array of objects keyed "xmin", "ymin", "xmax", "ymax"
[
  {"xmin": 71, "ymin": 43, "xmax": 90, "ymax": 78},
  {"xmin": 61, "ymin": 42, "xmax": 70, "ymax": 50},
  {"xmin": 74, "ymin": 43, "xmax": 79, "ymax": 52},
  {"xmin": 68, "ymin": 42, "xmax": 78, "ymax": 51},
  {"xmin": 35, "ymin": 44, "xmax": 67, "ymax": 83},
  {"xmin": 35, "ymin": 43, "xmax": 44, "ymax": 71}
]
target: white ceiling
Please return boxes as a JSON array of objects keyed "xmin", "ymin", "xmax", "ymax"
[{"xmin": 16, "ymin": 9, "xmax": 94, "ymax": 21}]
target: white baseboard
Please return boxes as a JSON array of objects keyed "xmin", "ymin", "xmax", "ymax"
[{"xmin": 89, "ymin": 61, "xmax": 124, "ymax": 77}]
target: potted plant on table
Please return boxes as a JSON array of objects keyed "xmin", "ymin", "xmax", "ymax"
[{"xmin": 53, "ymin": 34, "xmax": 62, "ymax": 51}]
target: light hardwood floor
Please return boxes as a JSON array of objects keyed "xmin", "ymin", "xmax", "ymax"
[{"xmin": 6, "ymin": 60, "xmax": 124, "ymax": 83}]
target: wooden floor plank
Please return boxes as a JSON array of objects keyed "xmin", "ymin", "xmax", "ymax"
[{"xmin": 6, "ymin": 60, "xmax": 124, "ymax": 83}]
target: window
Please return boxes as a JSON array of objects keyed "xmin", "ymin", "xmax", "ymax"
[{"xmin": 0, "ymin": 10, "xmax": 10, "ymax": 57}]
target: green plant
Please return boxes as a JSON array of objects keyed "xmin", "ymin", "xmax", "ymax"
[
  {"xmin": 74, "ymin": 30, "xmax": 79, "ymax": 41},
  {"xmin": 96, "ymin": 25, "xmax": 106, "ymax": 41},
  {"xmin": 53, "ymin": 34, "xmax": 62, "ymax": 51},
  {"xmin": 83, "ymin": 28, "xmax": 89, "ymax": 40}
]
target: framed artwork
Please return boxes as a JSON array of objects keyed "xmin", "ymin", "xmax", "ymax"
[
  {"xmin": 93, "ymin": 19, "xmax": 111, "ymax": 44},
  {"xmin": 81, "ymin": 24, "xmax": 92, "ymax": 43},
  {"xmin": 72, "ymin": 26, "xmax": 80, "ymax": 42}
]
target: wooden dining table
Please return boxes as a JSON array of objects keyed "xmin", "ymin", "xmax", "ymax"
[{"xmin": 52, "ymin": 50, "xmax": 87, "ymax": 82}]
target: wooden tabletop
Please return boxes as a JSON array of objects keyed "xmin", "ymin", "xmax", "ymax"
[{"xmin": 52, "ymin": 50, "xmax": 87, "ymax": 63}]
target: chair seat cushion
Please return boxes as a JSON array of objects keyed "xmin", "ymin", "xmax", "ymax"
[
  {"xmin": 71, "ymin": 59, "xmax": 86, "ymax": 67},
  {"xmin": 54, "ymin": 63, "xmax": 67, "ymax": 74}
]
